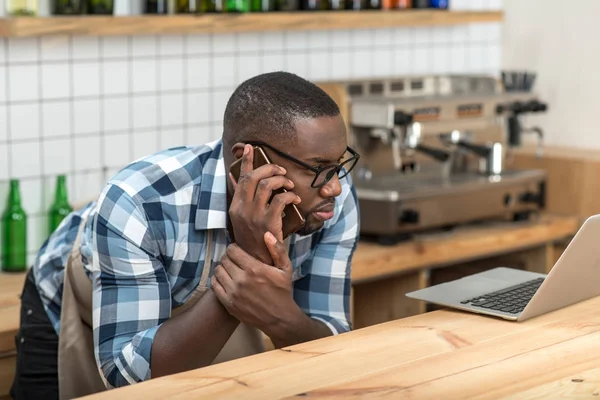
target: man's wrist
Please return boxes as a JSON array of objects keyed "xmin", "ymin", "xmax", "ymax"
[{"xmin": 266, "ymin": 303, "xmax": 307, "ymax": 346}]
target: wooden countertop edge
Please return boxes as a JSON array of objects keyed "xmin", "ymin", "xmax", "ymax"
[
  {"xmin": 76, "ymin": 296, "xmax": 600, "ymax": 400},
  {"xmin": 0, "ymin": 10, "xmax": 503, "ymax": 37},
  {"xmin": 351, "ymin": 214, "xmax": 580, "ymax": 283}
]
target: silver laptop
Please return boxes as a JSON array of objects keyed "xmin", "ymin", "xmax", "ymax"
[{"xmin": 406, "ymin": 214, "xmax": 600, "ymax": 321}]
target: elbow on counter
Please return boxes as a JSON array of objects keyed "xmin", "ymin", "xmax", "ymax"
[{"xmin": 96, "ymin": 326, "xmax": 160, "ymax": 389}]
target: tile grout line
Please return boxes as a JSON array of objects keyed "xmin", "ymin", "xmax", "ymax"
[{"xmin": 36, "ymin": 36, "xmax": 45, "ymax": 224}]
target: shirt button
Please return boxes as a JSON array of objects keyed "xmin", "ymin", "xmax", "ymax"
[
  {"xmin": 27, "ymin": 309, "xmax": 33, "ymax": 316},
  {"xmin": 20, "ymin": 337, "xmax": 25, "ymax": 344}
]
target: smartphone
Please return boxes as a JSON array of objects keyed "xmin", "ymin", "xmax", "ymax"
[{"xmin": 229, "ymin": 145, "xmax": 305, "ymax": 239}]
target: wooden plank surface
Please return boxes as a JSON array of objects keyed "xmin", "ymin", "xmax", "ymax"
[
  {"xmin": 0, "ymin": 272, "xmax": 24, "ymax": 309},
  {"xmin": 0, "ymin": 272, "xmax": 24, "ymax": 356},
  {"xmin": 0, "ymin": 306, "xmax": 19, "ymax": 354},
  {"xmin": 0, "ymin": 10, "xmax": 503, "ymax": 37},
  {"xmin": 352, "ymin": 214, "xmax": 579, "ymax": 283},
  {"xmin": 0, "ymin": 356, "xmax": 16, "ymax": 398},
  {"xmin": 79, "ymin": 296, "xmax": 600, "ymax": 400}
]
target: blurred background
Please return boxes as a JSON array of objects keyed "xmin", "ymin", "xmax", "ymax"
[{"xmin": 0, "ymin": 0, "xmax": 595, "ymax": 267}]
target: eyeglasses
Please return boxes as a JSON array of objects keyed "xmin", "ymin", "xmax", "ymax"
[{"xmin": 245, "ymin": 140, "xmax": 360, "ymax": 189}]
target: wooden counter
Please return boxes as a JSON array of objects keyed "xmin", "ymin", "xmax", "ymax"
[
  {"xmin": 81, "ymin": 295, "xmax": 600, "ymax": 399},
  {"xmin": 0, "ymin": 271, "xmax": 23, "ymax": 398}
]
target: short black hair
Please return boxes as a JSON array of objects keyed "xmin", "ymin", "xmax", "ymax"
[{"xmin": 222, "ymin": 72, "xmax": 340, "ymax": 148}]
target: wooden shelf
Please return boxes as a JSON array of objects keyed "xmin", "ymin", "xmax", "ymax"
[{"xmin": 0, "ymin": 10, "xmax": 503, "ymax": 37}]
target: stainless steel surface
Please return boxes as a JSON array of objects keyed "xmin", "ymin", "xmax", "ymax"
[
  {"xmin": 340, "ymin": 74, "xmax": 549, "ymax": 239},
  {"xmin": 356, "ymin": 169, "xmax": 546, "ymax": 236},
  {"xmin": 487, "ymin": 142, "xmax": 503, "ymax": 175}
]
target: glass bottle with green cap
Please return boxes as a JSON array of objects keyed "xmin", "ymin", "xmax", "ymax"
[
  {"xmin": 49, "ymin": 175, "xmax": 73, "ymax": 236},
  {"xmin": 2, "ymin": 179, "xmax": 27, "ymax": 272}
]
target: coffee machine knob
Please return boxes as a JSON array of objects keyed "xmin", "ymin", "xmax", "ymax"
[
  {"xmin": 394, "ymin": 111, "xmax": 413, "ymax": 126},
  {"xmin": 399, "ymin": 209, "xmax": 420, "ymax": 224},
  {"xmin": 519, "ymin": 191, "xmax": 543, "ymax": 206}
]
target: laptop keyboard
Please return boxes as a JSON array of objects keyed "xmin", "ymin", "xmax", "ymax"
[{"xmin": 459, "ymin": 277, "xmax": 545, "ymax": 314}]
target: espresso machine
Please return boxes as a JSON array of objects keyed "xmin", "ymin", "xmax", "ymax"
[{"xmin": 339, "ymin": 74, "xmax": 548, "ymax": 243}]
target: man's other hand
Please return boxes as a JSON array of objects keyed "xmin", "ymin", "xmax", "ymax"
[{"xmin": 211, "ymin": 231, "xmax": 302, "ymax": 337}]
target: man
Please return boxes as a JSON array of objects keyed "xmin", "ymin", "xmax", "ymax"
[{"xmin": 11, "ymin": 71, "xmax": 360, "ymax": 400}]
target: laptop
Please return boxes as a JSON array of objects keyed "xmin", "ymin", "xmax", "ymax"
[{"xmin": 405, "ymin": 214, "xmax": 600, "ymax": 321}]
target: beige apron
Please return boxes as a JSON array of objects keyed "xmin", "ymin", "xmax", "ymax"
[{"xmin": 57, "ymin": 217, "xmax": 265, "ymax": 400}]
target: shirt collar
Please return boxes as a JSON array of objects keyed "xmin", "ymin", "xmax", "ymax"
[{"xmin": 195, "ymin": 139, "xmax": 229, "ymax": 231}]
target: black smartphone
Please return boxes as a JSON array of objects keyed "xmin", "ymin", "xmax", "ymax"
[{"xmin": 229, "ymin": 145, "xmax": 305, "ymax": 239}]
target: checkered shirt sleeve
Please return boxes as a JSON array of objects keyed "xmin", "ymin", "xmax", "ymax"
[{"xmin": 91, "ymin": 183, "xmax": 168, "ymax": 388}]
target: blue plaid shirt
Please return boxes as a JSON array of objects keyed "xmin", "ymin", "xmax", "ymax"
[{"xmin": 32, "ymin": 139, "xmax": 359, "ymax": 389}]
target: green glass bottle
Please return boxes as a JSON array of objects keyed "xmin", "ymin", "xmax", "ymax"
[
  {"xmin": 48, "ymin": 175, "xmax": 73, "ymax": 235},
  {"xmin": 251, "ymin": 0, "xmax": 274, "ymax": 11},
  {"xmin": 2, "ymin": 180, "xmax": 27, "ymax": 272},
  {"xmin": 226, "ymin": 0, "xmax": 247, "ymax": 12}
]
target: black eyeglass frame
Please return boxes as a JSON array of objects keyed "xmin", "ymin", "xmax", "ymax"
[{"xmin": 244, "ymin": 140, "xmax": 360, "ymax": 189}]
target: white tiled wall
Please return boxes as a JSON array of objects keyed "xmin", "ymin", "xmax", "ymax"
[
  {"xmin": 502, "ymin": 0, "xmax": 600, "ymax": 150},
  {"xmin": 0, "ymin": 4, "xmax": 502, "ymax": 266}
]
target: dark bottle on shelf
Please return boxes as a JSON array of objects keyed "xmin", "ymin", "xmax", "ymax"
[
  {"xmin": 2, "ymin": 179, "xmax": 27, "ymax": 273},
  {"xmin": 176, "ymin": 0, "xmax": 197, "ymax": 13},
  {"xmin": 355, "ymin": 0, "xmax": 379, "ymax": 9},
  {"xmin": 301, "ymin": 0, "xmax": 322, "ymax": 10},
  {"xmin": 412, "ymin": 0, "xmax": 428, "ymax": 7},
  {"xmin": 48, "ymin": 175, "xmax": 73, "ymax": 236},
  {"xmin": 199, "ymin": 0, "xmax": 225, "ymax": 12},
  {"xmin": 51, "ymin": 0, "xmax": 81, "ymax": 14},
  {"xmin": 276, "ymin": 0, "xmax": 298, "ymax": 10},
  {"xmin": 345, "ymin": 0, "xmax": 363, "ymax": 9},
  {"xmin": 251, "ymin": 0, "xmax": 274, "ymax": 11},
  {"xmin": 86, "ymin": 0, "xmax": 113, "ymax": 14},
  {"xmin": 144, "ymin": 0, "xmax": 169, "ymax": 13}
]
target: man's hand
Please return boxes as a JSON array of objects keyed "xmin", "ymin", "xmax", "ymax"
[
  {"xmin": 212, "ymin": 231, "xmax": 334, "ymax": 347},
  {"xmin": 228, "ymin": 144, "xmax": 302, "ymax": 264},
  {"xmin": 211, "ymin": 231, "xmax": 298, "ymax": 335}
]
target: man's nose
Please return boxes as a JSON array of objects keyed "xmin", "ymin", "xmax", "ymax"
[{"xmin": 319, "ymin": 173, "xmax": 342, "ymax": 198}]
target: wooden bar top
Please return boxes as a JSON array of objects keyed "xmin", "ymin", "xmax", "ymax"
[
  {"xmin": 0, "ymin": 10, "xmax": 503, "ymax": 38},
  {"xmin": 0, "ymin": 272, "xmax": 24, "ymax": 355},
  {"xmin": 81, "ymin": 295, "xmax": 600, "ymax": 399}
]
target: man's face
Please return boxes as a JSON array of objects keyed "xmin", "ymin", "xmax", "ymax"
[
  {"xmin": 229, "ymin": 115, "xmax": 348, "ymax": 236},
  {"xmin": 276, "ymin": 115, "xmax": 348, "ymax": 235}
]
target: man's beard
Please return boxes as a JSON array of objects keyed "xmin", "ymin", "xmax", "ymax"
[
  {"xmin": 293, "ymin": 203, "xmax": 332, "ymax": 236},
  {"xmin": 295, "ymin": 220, "xmax": 321, "ymax": 236}
]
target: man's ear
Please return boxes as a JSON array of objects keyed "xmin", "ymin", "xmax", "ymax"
[{"xmin": 231, "ymin": 142, "xmax": 246, "ymax": 160}]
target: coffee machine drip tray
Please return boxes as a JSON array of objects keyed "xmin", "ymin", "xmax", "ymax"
[{"xmin": 354, "ymin": 169, "xmax": 547, "ymax": 239}]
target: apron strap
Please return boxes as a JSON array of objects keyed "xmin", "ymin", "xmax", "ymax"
[
  {"xmin": 67, "ymin": 212, "xmax": 94, "ymax": 327},
  {"xmin": 199, "ymin": 231, "xmax": 213, "ymax": 288},
  {"xmin": 170, "ymin": 231, "xmax": 213, "ymax": 318}
]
